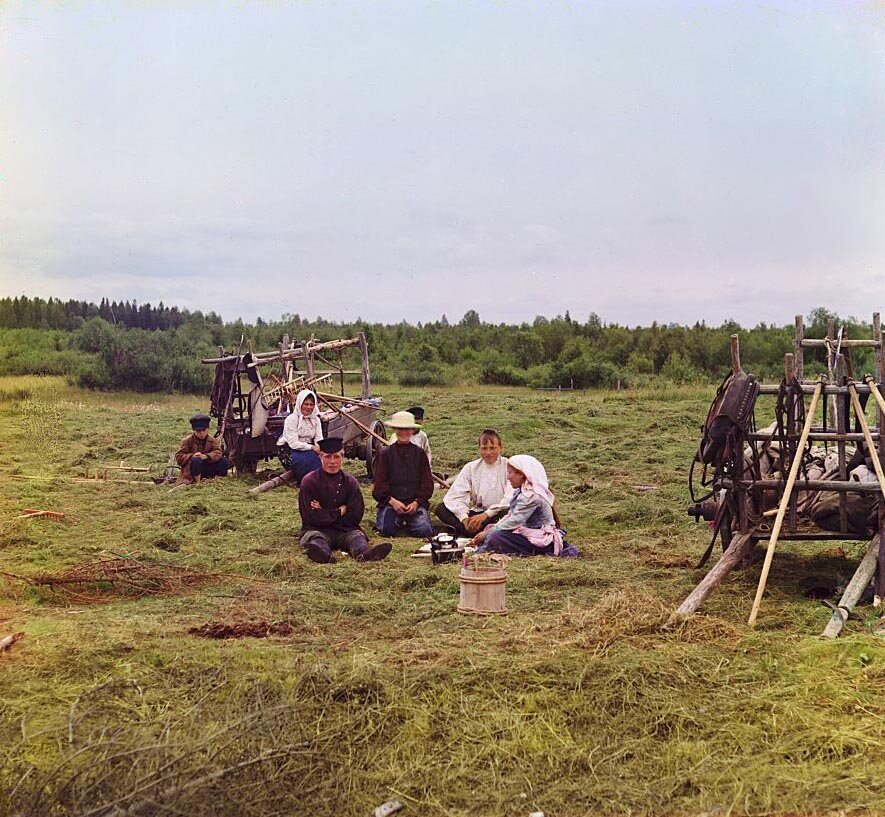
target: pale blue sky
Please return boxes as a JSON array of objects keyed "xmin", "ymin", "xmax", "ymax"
[{"xmin": 1, "ymin": 1, "xmax": 882, "ymax": 326}]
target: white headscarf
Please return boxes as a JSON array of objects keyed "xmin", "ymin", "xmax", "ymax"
[
  {"xmin": 507, "ymin": 454, "xmax": 555, "ymax": 507},
  {"xmin": 281, "ymin": 389, "xmax": 323, "ymax": 444},
  {"xmin": 295, "ymin": 389, "xmax": 321, "ymax": 419}
]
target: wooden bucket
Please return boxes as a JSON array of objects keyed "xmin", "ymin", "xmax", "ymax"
[{"xmin": 457, "ymin": 564, "xmax": 508, "ymax": 616}]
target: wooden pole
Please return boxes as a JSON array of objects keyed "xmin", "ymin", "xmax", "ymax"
[
  {"xmin": 826, "ymin": 319, "xmax": 837, "ymax": 430},
  {"xmin": 249, "ymin": 471, "xmax": 297, "ymax": 494},
  {"xmin": 748, "ymin": 378, "xmax": 823, "ymax": 627},
  {"xmin": 358, "ymin": 331, "xmax": 372, "ymax": 398},
  {"xmin": 314, "ymin": 391, "xmax": 378, "ymax": 410},
  {"xmin": 730, "ymin": 334, "xmax": 741, "ymax": 374},
  {"xmin": 665, "ymin": 532, "xmax": 756, "ymax": 626},
  {"xmin": 316, "ymin": 394, "xmax": 388, "ymax": 445},
  {"xmin": 794, "ymin": 314, "xmax": 804, "ymax": 381},
  {"xmin": 865, "ymin": 375, "xmax": 885, "ymax": 418},
  {"xmin": 301, "ymin": 340, "xmax": 315, "ymax": 378},
  {"xmin": 784, "ymin": 353, "xmax": 798, "ymax": 531},
  {"xmin": 821, "ymin": 534, "xmax": 880, "ymax": 639},
  {"xmin": 218, "ymin": 334, "xmax": 245, "ymax": 440},
  {"xmin": 848, "ymin": 382, "xmax": 885, "ymax": 489}
]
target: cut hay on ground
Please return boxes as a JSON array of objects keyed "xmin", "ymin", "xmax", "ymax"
[{"xmin": 1, "ymin": 556, "xmax": 254, "ymax": 604}]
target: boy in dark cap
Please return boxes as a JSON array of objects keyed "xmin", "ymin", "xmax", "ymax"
[
  {"xmin": 175, "ymin": 413, "xmax": 229, "ymax": 484},
  {"xmin": 299, "ymin": 437, "xmax": 392, "ymax": 563}
]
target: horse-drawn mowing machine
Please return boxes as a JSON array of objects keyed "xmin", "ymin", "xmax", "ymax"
[{"xmin": 201, "ymin": 332, "xmax": 385, "ymax": 477}]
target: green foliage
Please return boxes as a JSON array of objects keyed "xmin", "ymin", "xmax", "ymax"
[
  {"xmin": 479, "ymin": 360, "xmax": 527, "ymax": 386},
  {"xmin": 660, "ymin": 351, "xmax": 701, "ymax": 385},
  {"xmin": 2, "ymin": 298, "xmax": 882, "ymax": 392}
]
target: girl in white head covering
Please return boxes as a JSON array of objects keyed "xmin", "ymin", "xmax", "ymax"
[
  {"xmin": 506, "ymin": 454, "xmax": 554, "ymax": 506},
  {"xmin": 473, "ymin": 454, "xmax": 575, "ymax": 557}
]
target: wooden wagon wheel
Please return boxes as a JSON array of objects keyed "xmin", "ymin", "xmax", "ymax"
[
  {"xmin": 364, "ymin": 420, "xmax": 387, "ymax": 479},
  {"xmin": 225, "ymin": 429, "xmax": 259, "ymax": 474}
]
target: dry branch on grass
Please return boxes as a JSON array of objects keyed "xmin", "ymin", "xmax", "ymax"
[{"xmin": 1, "ymin": 556, "xmax": 264, "ymax": 604}]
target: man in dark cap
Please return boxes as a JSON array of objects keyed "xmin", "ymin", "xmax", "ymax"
[
  {"xmin": 299, "ymin": 437, "xmax": 392, "ymax": 563},
  {"xmin": 175, "ymin": 413, "xmax": 229, "ymax": 484}
]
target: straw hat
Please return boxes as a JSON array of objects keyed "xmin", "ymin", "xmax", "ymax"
[{"xmin": 387, "ymin": 410, "xmax": 420, "ymax": 430}]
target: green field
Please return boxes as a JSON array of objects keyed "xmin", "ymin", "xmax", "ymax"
[{"xmin": 1, "ymin": 376, "xmax": 883, "ymax": 817}]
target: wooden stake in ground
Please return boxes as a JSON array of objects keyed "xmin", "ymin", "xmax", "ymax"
[
  {"xmin": 748, "ymin": 378, "xmax": 823, "ymax": 627},
  {"xmin": 821, "ymin": 534, "xmax": 880, "ymax": 639}
]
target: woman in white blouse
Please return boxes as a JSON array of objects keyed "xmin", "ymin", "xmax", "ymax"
[{"xmin": 277, "ymin": 389, "xmax": 324, "ymax": 484}]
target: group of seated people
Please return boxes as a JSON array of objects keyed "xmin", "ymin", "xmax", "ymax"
[{"xmin": 177, "ymin": 390, "xmax": 576, "ymax": 564}]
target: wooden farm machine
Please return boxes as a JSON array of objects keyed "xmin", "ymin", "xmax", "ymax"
[
  {"xmin": 673, "ymin": 313, "xmax": 885, "ymax": 637},
  {"xmin": 201, "ymin": 333, "xmax": 386, "ymax": 477}
]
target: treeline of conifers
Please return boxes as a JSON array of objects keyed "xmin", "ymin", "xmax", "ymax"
[{"xmin": 0, "ymin": 296, "xmax": 875, "ymax": 393}]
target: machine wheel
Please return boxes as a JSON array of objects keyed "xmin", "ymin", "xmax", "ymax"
[
  {"xmin": 225, "ymin": 430, "xmax": 259, "ymax": 475},
  {"xmin": 365, "ymin": 420, "xmax": 387, "ymax": 479}
]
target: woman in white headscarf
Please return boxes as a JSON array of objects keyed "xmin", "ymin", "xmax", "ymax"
[
  {"xmin": 472, "ymin": 454, "xmax": 576, "ymax": 557},
  {"xmin": 277, "ymin": 390, "xmax": 324, "ymax": 483}
]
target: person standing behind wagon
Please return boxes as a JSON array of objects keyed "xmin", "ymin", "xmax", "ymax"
[
  {"xmin": 373, "ymin": 411, "xmax": 434, "ymax": 537},
  {"xmin": 277, "ymin": 389, "xmax": 323, "ymax": 484},
  {"xmin": 435, "ymin": 428, "xmax": 512, "ymax": 537}
]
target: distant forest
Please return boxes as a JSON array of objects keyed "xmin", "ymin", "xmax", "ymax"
[{"xmin": 0, "ymin": 295, "xmax": 878, "ymax": 393}]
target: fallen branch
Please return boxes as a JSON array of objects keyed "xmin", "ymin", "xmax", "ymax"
[{"xmin": 249, "ymin": 470, "xmax": 297, "ymax": 494}]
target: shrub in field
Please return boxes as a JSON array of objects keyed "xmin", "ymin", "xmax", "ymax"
[
  {"xmin": 479, "ymin": 360, "xmax": 527, "ymax": 386},
  {"xmin": 398, "ymin": 361, "xmax": 451, "ymax": 387},
  {"xmin": 660, "ymin": 351, "xmax": 700, "ymax": 384}
]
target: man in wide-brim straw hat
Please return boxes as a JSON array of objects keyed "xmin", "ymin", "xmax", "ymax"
[{"xmin": 372, "ymin": 411, "xmax": 434, "ymax": 538}]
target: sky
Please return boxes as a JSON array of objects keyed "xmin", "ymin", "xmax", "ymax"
[{"xmin": 1, "ymin": 1, "xmax": 883, "ymax": 327}]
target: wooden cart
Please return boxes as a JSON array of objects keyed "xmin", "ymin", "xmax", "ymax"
[{"xmin": 201, "ymin": 333, "xmax": 385, "ymax": 476}]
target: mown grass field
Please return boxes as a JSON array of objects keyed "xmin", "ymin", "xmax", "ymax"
[{"xmin": 1, "ymin": 375, "xmax": 884, "ymax": 817}]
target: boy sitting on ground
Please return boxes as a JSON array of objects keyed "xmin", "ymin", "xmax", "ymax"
[{"xmin": 175, "ymin": 413, "xmax": 229, "ymax": 485}]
